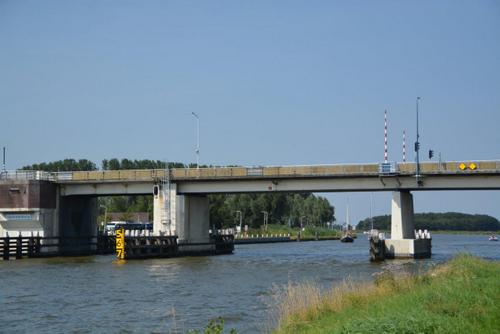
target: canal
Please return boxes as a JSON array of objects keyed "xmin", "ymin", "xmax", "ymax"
[{"xmin": 1, "ymin": 234, "xmax": 499, "ymax": 333}]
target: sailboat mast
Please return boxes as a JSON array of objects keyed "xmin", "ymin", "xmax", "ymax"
[
  {"xmin": 370, "ymin": 193, "xmax": 374, "ymax": 230},
  {"xmin": 346, "ymin": 199, "xmax": 350, "ymax": 230}
]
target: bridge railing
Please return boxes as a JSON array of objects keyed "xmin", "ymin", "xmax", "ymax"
[
  {"xmin": 0, "ymin": 170, "xmax": 55, "ymax": 181},
  {"xmin": 3, "ymin": 161, "xmax": 500, "ymax": 183}
]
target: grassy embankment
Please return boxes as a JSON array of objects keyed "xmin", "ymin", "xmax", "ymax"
[
  {"xmin": 274, "ymin": 254, "xmax": 500, "ymax": 334},
  {"xmin": 242, "ymin": 224, "xmax": 342, "ymax": 240}
]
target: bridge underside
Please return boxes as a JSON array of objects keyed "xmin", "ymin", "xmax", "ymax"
[{"xmin": 59, "ymin": 174, "xmax": 500, "ymax": 196}]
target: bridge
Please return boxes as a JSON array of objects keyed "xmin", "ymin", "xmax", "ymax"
[{"xmin": 1, "ymin": 160, "xmax": 499, "ymax": 258}]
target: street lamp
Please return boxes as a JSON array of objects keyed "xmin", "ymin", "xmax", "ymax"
[
  {"xmin": 415, "ymin": 97, "xmax": 422, "ymax": 185},
  {"xmin": 261, "ymin": 211, "xmax": 268, "ymax": 231},
  {"xmin": 99, "ymin": 205, "xmax": 107, "ymax": 234},
  {"xmin": 235, "ymin": 210, "xmax": 243, "ymax": 233},
  {"xmin": 191, "ymin": 112, "xmax": 200, "ymax": 169},
  {"xmin": 300, "ymin": 216, "xmax": 306, "ymax": 230}
]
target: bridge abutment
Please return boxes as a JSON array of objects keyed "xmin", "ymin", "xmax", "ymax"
[
  {"xmin": 0, "ymin": 180, "xmax": 98, "ymax": 255},
  {"xmin": 385, "ymin": 190, "xmax": 431, "ymax": 258}
]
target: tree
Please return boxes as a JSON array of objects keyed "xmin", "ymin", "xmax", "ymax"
[{"xmin": 357, "ymin": 212, "xmax": 500, "ymax": 231}]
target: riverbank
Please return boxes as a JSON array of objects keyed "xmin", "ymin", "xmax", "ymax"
[
  {"xmin": 432, "ymin": 230, "xmax": 500, "ymax": 236},
  {"xmin": 274, "ymin": 254, "xmax": 500, "ymax": 333}
]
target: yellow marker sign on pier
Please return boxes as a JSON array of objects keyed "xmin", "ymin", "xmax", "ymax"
[{"xmin": 115, "ymin": 228, "xmax": 125, "ymax": 260}]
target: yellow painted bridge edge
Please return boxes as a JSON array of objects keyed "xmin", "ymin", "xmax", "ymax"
[{"xmin": 63, "ymin": 161, "xmax": 500, "ymax": 182}]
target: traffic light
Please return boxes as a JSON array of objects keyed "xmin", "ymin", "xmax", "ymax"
[
  {"xmin": 428, "ymin": 150, "xmax": 434, "ymax": 159},
  {"xmin": 414, "ymin": 142, "xmax": 420, "ymax": 152}
]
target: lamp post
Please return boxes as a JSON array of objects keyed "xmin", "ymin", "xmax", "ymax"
[
  {"xmin": 2, "ymin": 147, "xmax": 5, "ymax": 173},
  {"xmin": 300, "ymin": 216, "xmax": 306, "ymax": 230},
  {"xmin": 99, "ymin": 205, "xmax": 107, "ymax": 234},
  {"xmin": 415, "ymin": 97, "xmax": 422, "ymax": 185},
  {"xmin": 261, "ymin": 211, "xmax": 268, "ymax": 231},
  {"xmin": 235, "ymin": 210, "xmax": 242, "ymax": 233},
  {"xmin": 191, "ymin": 112, "xmax": 200, "ymax": 168}
]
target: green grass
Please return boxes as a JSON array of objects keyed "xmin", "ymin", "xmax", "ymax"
[
  {"xmin": 243, "ymin": 224, "xmax": 342, "ymax": 239},
  {"xmin": 274, "ymin": 254, "xmax": 500, "ymax": 334}
]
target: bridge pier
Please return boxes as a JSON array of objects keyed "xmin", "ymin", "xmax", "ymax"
[
  {"xmin": 153, "ymin": 184, "xmax": 213, "ymax": 253},
  {"xmin": 385, "ymin": 191, "xmax": 431, "ymax": 258}
]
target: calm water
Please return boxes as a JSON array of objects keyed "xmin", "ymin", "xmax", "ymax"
[{"xmin": 1, "ymin": 234, "xmax": 499, "ymax": 333}]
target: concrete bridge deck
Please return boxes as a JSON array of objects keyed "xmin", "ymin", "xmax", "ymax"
[
  {"xmin": 5, "ymin": 160, "xmax": 497, "ymax": 182},
  {"xmin": 3, "ymin": 160, "xmax": 498, "ymax": 196}
]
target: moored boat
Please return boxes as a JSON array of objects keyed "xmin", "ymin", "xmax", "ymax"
[
  {"xmin": 341, "ymin": 199, "xmax": 354, "ymax": 243},
  {"xmin": 489, "ymin": 235, "xmax": 498, "ymax": 241},
  {"xmin": 340, "ymin": 234, "xmax": 354, "ymax": 243}
]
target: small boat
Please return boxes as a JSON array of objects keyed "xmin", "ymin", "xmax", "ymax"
[
  {"xmin": 340, "ymin": 234, "xmax": 354, "ymax": 243},
  {"xmin": 489, "ymin": 235, "xmax": 498, "ymax": 241},
  {"xmin": 340, "ymin": 200, "xmax": 354, "ymax": 243}
]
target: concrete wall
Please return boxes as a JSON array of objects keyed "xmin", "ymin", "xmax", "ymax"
[
  {"xmin": 153, "ymin": 183, "xmax": 178, "ymax": 235},
  {"xmin": 152, "ymin": 183, "xmax": 210, "ymax": 244},
  {"xmin": 391, "ymin": 191, "xmax": 415, "ymax": 239},
  {"xmin": 0, "ymin": 180, "xmax": 59, "ymax": 238},
  {"xmin": 385, "ymin": 239, "xmax": 432, "ymax": 259},
  {"xmin": 177, "ymin": 195, "xmax": 210, "ymax": 244},
  {"xmin": 0, "ymin": 180, "xmax": 57, "ymax": 209}
]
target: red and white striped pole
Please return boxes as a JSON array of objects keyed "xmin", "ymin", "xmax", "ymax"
[
  {"xmin": 384, "ymin": 110, "xmax": 388, "ymax": 163},
  {"xmin": 403, "ymin": 130, "xmax": 406, "ymax": 162}
]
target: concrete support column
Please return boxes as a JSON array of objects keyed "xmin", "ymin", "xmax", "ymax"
[
  {"xmin": 153, "ymin": 184, "xmax": 211, "ymax": 249},
  {"xmin": 153, "ymin": 183, "xmax": 178, "ymax": 236},
  {"xmin": 390, "ymin": 190, "xmax": 415, "ymax": 239},
  {"xmin": 385, "ymin": 190, "xmax": 431, "ymax": 259},
  {"xmin": 176, "ymin": 195, "xmax": 210, "ymax": 244}
]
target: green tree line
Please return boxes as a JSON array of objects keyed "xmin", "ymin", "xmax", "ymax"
[
  {"xmin": 357, "ymin": 212, "xmax": 500, "ymax": 231},
  {"xmin": 21, "ymin": 159, "xmax": 97, "ymax": 171},
  {"xmin": 21, "ymin": 158, "xmax": 336, "ymax": 226},
  {"xmin": 209, "ymin": 193, "xmax": 334, "ymax": 228}
]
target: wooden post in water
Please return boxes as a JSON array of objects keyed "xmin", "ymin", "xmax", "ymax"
[
  {"xmin": 28, "ymin": 237, "xmax": 34, "ymax": 257},
  {"xmin": 35, "ymin": 233, "xmax": 41, "ymax": 255},
  {"xmin": 3, "ymin": 234, "xmax": 10, "ymax": 260},
  {"xmin": 16, "ymin": 233, "xmax": 22, "ymax": 259}
]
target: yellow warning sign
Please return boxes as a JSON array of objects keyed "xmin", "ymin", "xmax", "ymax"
[
  {"xmin": 469, "ymin": 163, "xmax": 477, "ymax": 170},
  {"xmin": 459, "ymin": 163, "xmax": 467, "ymax": 170},
  {"xmin": 116, "ymin": 228, "xmax": 125, "ymax": 260}
]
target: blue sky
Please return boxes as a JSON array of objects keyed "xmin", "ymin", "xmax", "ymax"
[{"xmin": 1, "ymin": 1, "xmax": 499, "ymax": 224}]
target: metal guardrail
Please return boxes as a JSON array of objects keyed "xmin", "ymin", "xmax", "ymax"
[
  {"xmin": 0, "ymin": 170, "xmax": 55, "ymax": 181},
  {"xmin": 2, "ymin": 160, "xmax": 500, "ymax": 183}
]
